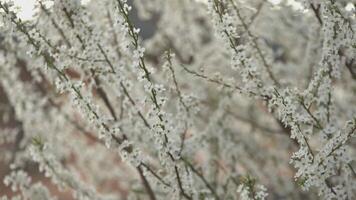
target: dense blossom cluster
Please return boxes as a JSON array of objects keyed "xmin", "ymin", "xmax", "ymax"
[{"xmin": 0, "ymin": 0, "xmax": 355, "ymax": 199}]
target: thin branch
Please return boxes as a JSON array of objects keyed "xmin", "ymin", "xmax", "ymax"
[
  {"xmin": 181, "ymin": 65, "xmax": 241, "ymax": 91},
  {"xmin": 182, "ymin": 158, "xmax": 220, "ymax": 200},
  {"xmin": 345, "ymin": 59, "xmax": 356, "ymax": 80},
  {"xmin": 91, "ymin": 69, "xmax": 118, "ymax": 120},
  {"xmin": 137, "ymin": 165, "xmax": 157, "ymax": 200},
  {"xmin": 166, "ymin": 50, "xmax": 190, "ymax": 113},
  {"xmin": 247, "ymin": 1, "xmax": 265, "ymax": 28},
  {"xmin": 174, "ymin": 166, "xmax": 193, "ymax": 200},
  {"xmin": 310, "ymin": 4, "xmax": 323, "ymax": 25},
  {"xmin": 225, "ymin": 109, "xmax": 284, "ymax": 134}
]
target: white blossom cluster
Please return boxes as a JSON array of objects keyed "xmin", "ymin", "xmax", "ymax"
[{"xmin": 0, "ymin": 0, "xmax": 355, "ymax": 199}]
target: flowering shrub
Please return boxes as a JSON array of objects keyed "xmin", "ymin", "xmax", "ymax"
[{"xmin": 0, "ymin": 0, "xmax": 355, "ymax": 199}]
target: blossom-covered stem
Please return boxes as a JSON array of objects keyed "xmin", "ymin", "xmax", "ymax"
[
  {"xmin": 227, "ymin": 0, "xmax": 280, "ymax": 86},
  {"xmin": 0, "ymin": 2, "xmax": 167, "ymax": 188},
  {"xmin": 116, "ymin": 0, "xmax": 175, "ymax": 124},
  {"xmin": 318, "ymin": 120, "xmax": 356, "ymax": 166},
  {"xmin": 1, "ymin": 0, "xmax": 354, "ymax": 199},
  {"xmin": 5, "ymin": 54, "xmax": 99, "ymax": 145},
  {"xmin": 272, "ymin": 89, "xmax": 315, "ymax": 158},
  {"xmin": 329, "ymin": 3, "xmax": 354, "ymax": 33},
  {"xmin": 60, "ymin": 2, "xmax": 154, "ymax": 129},
  {"xmin": 299, "ymin": 98, "xmax": 323, "ymax": 129},
  {"xmin": 0, "ymin": 4, "xmax": 64, "ymax": 81},
  {"xmin": 115, "ymin": 3, "xmax": 197, "ymax": 199},
  {"xmin": 211, "ymin": 0, "xmax": 265, "ymax": 90},
  {"xmin": 116, "ymin": 0, "xmax": 151, "ymax": 80},
  {"xmin": 92, "ymin": 49, "xmax": 151, "ymax": 127},
  {"xmin": 47, "ymin": 2, "xmax": 151, "ymax": 129},
  {"xmin": 212, "ymin": 0, "xmax": 239, "ymax": 52},
  {"xmin": 182, "ymin": 58, "xmax": 311, "ymax": 153},
  {"xmin": 35, "ymin": 3, "xmax": 186, "ymax": 197}
]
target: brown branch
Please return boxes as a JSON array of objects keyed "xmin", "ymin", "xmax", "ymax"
[
  {"xmin": 310, "ymin": 4, "xmax": 323, "ymax": 25},
  {"xmin": 137, "ymin": 165, "xmax": 157, "ymax": 200},
  {"xmin": 182, "ymin": 158, "xmax": 220, "ymax": 200},
  {"xmin": 345, "ymin": 59, "xmax": 356, "ymax": 80},
  {"xmin": 91, "ymin": 69, "xmax": 118, "ymax": 121},
  {"xmin": 174, "ymin": 166, "xmax": 193, "ymax": 200},
  {"xmin": 225, "ymin": 109, "xmax": 285, "ymax": 134},
  {"xmin": 166, "ymin": 50, "xmax": 190, "ymax": 113}
]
